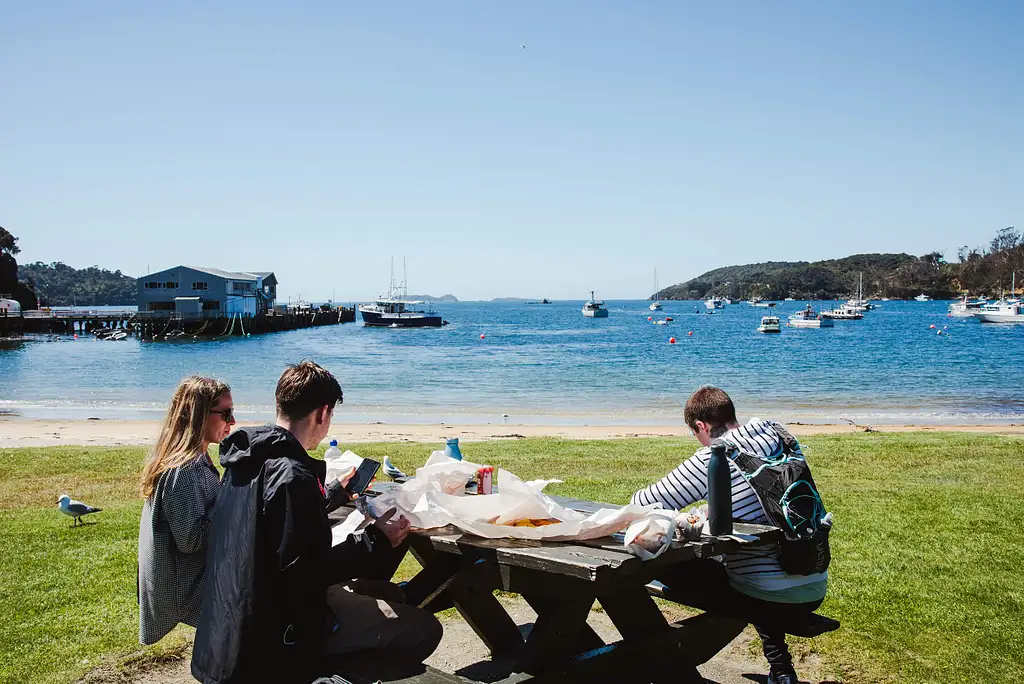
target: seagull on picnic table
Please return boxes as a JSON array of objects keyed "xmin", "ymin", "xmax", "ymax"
[
  {"xmin": 58, "ymin": 494, "xmax": 102, "ymax": 527},
  {"xmin": 382, "ymin": 456, "xmax": 408, "ymax": 480}
]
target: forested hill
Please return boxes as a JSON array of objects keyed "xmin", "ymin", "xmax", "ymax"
[
  {"xmin": 658, "ymin": 228, "xmax": 1024, "ymax": 301},
  {"xmin": 18, "ymin": 262, "xmax": 137, "ymax": 306}
]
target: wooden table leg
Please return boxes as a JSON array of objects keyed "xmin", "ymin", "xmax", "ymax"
[
  {"xmin": 407, "ymin": 537, "xmax": 525, "ymax": 657},
  {"xmin": 518, "ymin": 595, "xmax": 596, "ymax": 673},
  {"xmin": 522, "ymin": 595, "xmax": 605, "ymax": 653},
  {"xmin": 597, "ymin": 584, "xmax": 669, "ymax": 639}
]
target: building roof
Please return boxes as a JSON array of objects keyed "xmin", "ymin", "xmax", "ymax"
[
  {"xmin": 249, "ymin": 271, "xmax": 274, "ymax": 278},
  {"xmin": 184, "ymin": 266, "xmax": 259, "ymax": 281}
]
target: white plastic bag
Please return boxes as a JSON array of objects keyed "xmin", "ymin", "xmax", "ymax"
[{"xmin": 624, "ymin": 510, "xmax": 676, "ymax": 560}]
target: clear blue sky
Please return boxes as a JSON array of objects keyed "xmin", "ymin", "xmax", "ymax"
[{"xmin": 1, "ymin": 1, "xmax": 1020, "ymax": 301}]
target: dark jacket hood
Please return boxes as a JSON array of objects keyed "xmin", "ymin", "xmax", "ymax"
[{"xmin": 219, "ymin": 425, "xmax": 327, "ymax": 486}]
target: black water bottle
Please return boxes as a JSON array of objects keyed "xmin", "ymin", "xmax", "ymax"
[{"xmin": 708, "ymin": 439, "xmax": 733, "ymax": 536}]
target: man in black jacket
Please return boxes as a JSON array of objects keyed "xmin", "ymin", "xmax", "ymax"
[{"xmin": 192, "ymin": 361, "xmax": 442, "ymax": 684}]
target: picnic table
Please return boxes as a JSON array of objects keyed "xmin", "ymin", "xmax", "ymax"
[{"xmin": 333, "ymin": 486, "xmax": 784, "ymax": 683}]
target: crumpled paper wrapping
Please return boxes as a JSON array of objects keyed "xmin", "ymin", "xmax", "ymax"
[
  {"xmin": 365, "ymin": 451, "xmax": 659, "ymax": 541},
  {"xmin": 624, "ymin": 510, "xmax": 677, "ymax": 560}
]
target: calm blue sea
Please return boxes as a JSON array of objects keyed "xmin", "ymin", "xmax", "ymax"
[{"xmin": 2, "ymin": 300, "xmax": 1022, "ymax": 425}]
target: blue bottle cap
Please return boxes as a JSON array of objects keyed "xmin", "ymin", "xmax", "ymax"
[{"xmin": 329, "ymin": 439, "xmax": 338, "ymax": 447}]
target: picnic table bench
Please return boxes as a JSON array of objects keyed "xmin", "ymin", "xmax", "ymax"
[{"xmin": 330, "ymin": 488, "xmax": 838, "ymax": 683}]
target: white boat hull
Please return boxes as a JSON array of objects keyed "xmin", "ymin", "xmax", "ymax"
[
  {"xmin": 975, "ymin": 313, "xmax": 1024, "ymax": 323},
  {"xmin": 649, "ymin": 302, "xmax": 662, "ymax": 311},
  {"xmin": 582, "ymin": 308, "xmax": 609, "ymax": 318},
  {"xmin": 788, "ymin": 319, "xmax": 833, "ymax": 328}
]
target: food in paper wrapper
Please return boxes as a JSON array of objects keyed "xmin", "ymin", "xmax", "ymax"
[
  {"xmin": 674, "ymin": 505, "xmax": 708, "ymax": 541},
  {"xmin": 504, "ymin": 518, "xmax": 560, "ymax": 528},
  {"xmin": 624, "ymin": 511, "xmax": 676, "ymax": 560},
  {"xmin": 365, "ymin": 450, "xmax": 660, "ymax": 541}
]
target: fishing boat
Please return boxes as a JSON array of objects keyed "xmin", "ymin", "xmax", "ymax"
[
  {"xmin": 757, "ymin": 315, "xmax": 782, "ymax": 333},
  {"xmin": 359, "ymin": 259, "xmax": 446, "ymax": 328},
  {"xmin": 705, "ymin": 297, "xmax": 725, "ymax": 309},
  {"xmin": 974, "ymin": 300, "xmax": 1024, "ymax": 323},
  {"xmin": 914, "ymin": 293, "xmax": 932, "ymax": 302},
  {"xmin": 974, "ymin": 275, "xmax": 1023, "ymax": 322},
  {"xmin": 948, "ymin": 296, "xmax": 986, "ymax": 318},
  {"xmin": 582, "ymin": 291, "xmax": 609, "ymax": 318},
  {"xmin": 788, "ymin": 304, "xmax": 833, "ymax": 328},
  {"xmin": 649, "ymin": 269, "xmax": 663, "ymax": 311},
  {"xmin": 821, "ymin": 305, "xmax": 863, "ymax": 320}
]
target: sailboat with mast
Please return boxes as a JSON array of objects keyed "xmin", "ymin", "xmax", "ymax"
[
  {"xmin": 845, "ymin": 272, "xmax": 872, "ymax": 312},
  {"xmin": 649, "ymin": 269, "xmax": 663, "ymax": 311},
  {"xmin": 358, "ymin": 257, "xmax": 446, "ymax": 327}
]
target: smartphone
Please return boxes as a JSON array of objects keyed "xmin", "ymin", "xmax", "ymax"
[{"xmin": 344, "ymin": 458, "xmax": 381, "ymax": 497}]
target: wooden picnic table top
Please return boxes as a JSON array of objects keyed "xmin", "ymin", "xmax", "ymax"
[{"xmin": 339, "ymin": 483, "xmax": 782, "ymax": 584}]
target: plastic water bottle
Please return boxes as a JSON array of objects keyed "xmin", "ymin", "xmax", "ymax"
[
  {"xmin": 708, "ymin": 439, "xmax": 733, "ymax": 536},
  {"xmin": 444, "ymin": 438, "xmax": 463, "ymax": 461},
  {"xmin": 324, "ymin": 438, "xmax": 342, "ymax": 462}
]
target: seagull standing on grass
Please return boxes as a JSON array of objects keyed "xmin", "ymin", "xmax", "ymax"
[{"xmin": 57, "ymin": 494, "xmax": 102, "ymax": 527}]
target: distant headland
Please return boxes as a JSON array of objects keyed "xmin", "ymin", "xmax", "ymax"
[{"xmin": 657, "ymin": 227, "xmax": 1022, "ymax": 301}]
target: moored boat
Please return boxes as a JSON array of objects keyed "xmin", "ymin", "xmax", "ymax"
[
  {"xmin": 914, "ymin": 293, "xmax": 932, "ymax": 302},
  {"xmin": 649, "ymin": 269, "xmax": 663, "ymax": 310},
  {"xmin": 821, "ymin": 305, "xmax": 863, "ymax": 320},
  {"xmin": 359, "ymin": 259, "xmax": 446, "ymax": 327},
  {"xmin": 788, "ymin": 304, "xmax": 833, "ymax": 328},
  {"xmin": 974, "ymin": 300, "xmax": 1024, "ymax": 323},
  {"xmin": 757, "ymin": 316, "xmax": 782, "ymax": 333},
  {"xmin": 582, "ymin": 291, "xmax": 609, "ymax": 318},
  {"xmin": 705, "ymin": 297, "xmax": 724, "ymax": 309},
  {"xmin": 949, "ymin": 296, "xmax": 985, "ymax": 318}
]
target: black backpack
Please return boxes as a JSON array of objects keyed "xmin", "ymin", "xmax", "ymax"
[{"xmin": 723, "ymin": 424, "xmax": 832, "ymax": 575}]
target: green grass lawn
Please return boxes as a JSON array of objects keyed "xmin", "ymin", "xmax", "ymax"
[{"xmin": 1, "ymin": 434, "xmax": 1022, "ymax": 684}]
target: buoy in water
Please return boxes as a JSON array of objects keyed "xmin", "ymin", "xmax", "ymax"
[
  {"xmin": 648, "ymin": 316, "xmax": 653, "ymax": 321},
  {"xmin": 665, "ymin": 316, "xmax": 673, "ymax": 321},
  {"xmin": 937, "ymin": 330, "xmax": 943, "ymax": 336},
  {"xmin": 479, "ymin": 334, "xmax": 485, "ymax": 339},
  {"xmin": 688, "ymin": 331, "xmax": 693, "ymax": 336},
  {"xmin": 669, "ymin": 337, "xmax": 676, "ymax": 344},
  {"xmin": 929, "ymin": 324, "xmax": 936, "ymax": 329}
]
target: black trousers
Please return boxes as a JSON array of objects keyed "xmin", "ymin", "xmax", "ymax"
[{"xmin": 656, "ymin": 559, "xmax": 822, "ymax": 671}]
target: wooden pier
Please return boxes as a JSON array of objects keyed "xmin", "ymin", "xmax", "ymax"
[{"xmin": 20, "ymin": 306, "xmax": 356, "ymax": 339}]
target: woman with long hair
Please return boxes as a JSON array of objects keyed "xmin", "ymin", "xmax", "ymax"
[{"xmin": 138, "ymin": 376, "xmax": 234, "ymax": 645}]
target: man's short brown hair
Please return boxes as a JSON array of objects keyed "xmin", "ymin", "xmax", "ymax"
[
  {"xmin": 683, "ymin": 386, "xmax": 737, "ymax": 433},
  {"xmin": 275, "ymin": 361, "xmax": 343, "ymax": 421}
]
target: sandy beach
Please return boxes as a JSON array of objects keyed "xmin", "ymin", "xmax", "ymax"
[{"xmin": 1, "ymin": 417, "xmax": 1022, "ymax": 448}]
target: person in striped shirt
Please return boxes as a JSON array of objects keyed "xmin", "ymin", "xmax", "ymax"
[{"xmin": 631, "ymin": 386, "xmax": 827, "ymax": 684}]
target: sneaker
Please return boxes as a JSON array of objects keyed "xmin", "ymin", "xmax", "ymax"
[{"xmin": 767, "ymin": 669, "xmax": 800, "ymax": 684}]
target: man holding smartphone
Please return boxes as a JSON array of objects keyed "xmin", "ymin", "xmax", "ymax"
[{"xmin": 192, "ymin": 361, "xmax": 442, "ymax": 684}]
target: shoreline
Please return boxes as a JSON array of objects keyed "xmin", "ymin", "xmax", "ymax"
[{"xmin": 1, "ymin": 417, "xmax": 1022, "ymax": 447}]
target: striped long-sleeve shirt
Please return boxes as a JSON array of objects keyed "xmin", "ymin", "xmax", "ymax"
[{"xmin": 631, "ymin": 419, "xmax": 827, "ymax": 601}]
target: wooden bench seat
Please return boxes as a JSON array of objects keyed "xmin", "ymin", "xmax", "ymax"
[{"xmin": 645, "ymin": 581, "xmax": 841, "ymax": 638}]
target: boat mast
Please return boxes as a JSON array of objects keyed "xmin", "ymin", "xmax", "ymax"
[{"xmin": 403, "ymin": 257, "xmax": 408, "ymax": 300}]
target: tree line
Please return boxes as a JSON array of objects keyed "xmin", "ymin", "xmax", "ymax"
[{"xmin": 659, "ymin": 227, "xmax": 1022, "ymax": 301}]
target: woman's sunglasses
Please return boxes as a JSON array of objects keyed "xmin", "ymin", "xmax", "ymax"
[{"xmin": 211, "ymin": 408, "xmax": 235, "ymax": 422}]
